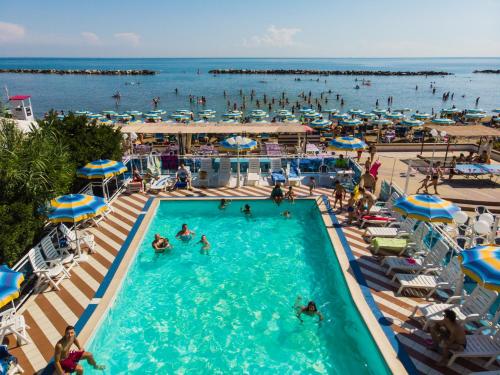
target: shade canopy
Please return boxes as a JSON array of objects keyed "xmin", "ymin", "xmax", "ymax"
[
  {"xmin": 0, "ymin": 265, "xmax": 24, "ymax": 308},
  {"xmin": 47, "ymin": 194, "xmax": 108, "ymax": 223},
  {"xmin": 424, "ymin": 124, "xmax": 500, "ymax": 138},
  {"xmin": 77, "ymin": 159, "xmax": 127, "ymax": 179},
  {"xmin": 328, "ymin": 136, "xmax": 367, "ymax": 151},
  {"xmin": 459, "ymin": 245, "xmax": 500, "ymax": 291},
  {"xmin": 393, "ymin": 194, "xmax": 460, "ymax": 223}
]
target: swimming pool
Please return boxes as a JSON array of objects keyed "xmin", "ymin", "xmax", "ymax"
[{"xmin": 85, "ymin": 199, "xmax": 391, "ymax": 374}]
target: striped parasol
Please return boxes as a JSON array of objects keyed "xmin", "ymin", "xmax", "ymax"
[
  {"xmin": 77, "ymin": 159, "xmax": 127, "ymax": 179},
  {"xmin": 47, "ymin": 194, "xmax": 108, "ymax": 223},
  {"xmin": 219, "ymin": 136, "xmax": 257, "ymax": 152},
  {"xmin": 328, "ymin": 136, "xmax": 367, "ymax": 151},
  {"xmin": 432, "ymin": 118, "xmax": 455, "ymax": 125},
  {"xmin": 400, "ymin": 119, "xmax": 424, "ymax": 127},
  {"xmin": 310, "ymin": 119, "xmax": 332, "ymax": 129},
  {"xmin": 412, "ymin": 113, "xmax": 431, "ymax": 120},
  {"xmin": 393, "ymin": 194, "xmax": 460, "ymax": 223},
  {"xmin": 331, "ymin": 113, "xmax": 349, "ymax": 120},
  {"xmin": 385, "ymin": 112, "xmax": 404, "ymax": 119},
  {"xmin": 340, "ymin": 119, "xmax": 362, "ymax": 127},
  {"xmin": 0, "ymin": 265, "xmax": 24, "ymax": 308},
  {"xmin": 459, "ymin": 245, "xmax": 500, "ymax": 291}
]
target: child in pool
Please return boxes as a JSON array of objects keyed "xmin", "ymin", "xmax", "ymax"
[
  {"xmin": 281, "ymin": 210, "xmax": 291, "ymax": 218},
  {"xmin": 152, "ymin": 234, "xmax": 172, "ymax": 253},
  {"xmin": 198, "ymin": 235, "xmax": 211, "ymax": 252},
  {"xmin": 241, "ymin": 204, "xmax": 251, "ymax": 215},
  {"xmin": 219, "ymin": 198, "xmax": 231, "ymax": 210},
  {"xmin": 285, "ymin": 186, "xmax": 296, "ymax": 203}
]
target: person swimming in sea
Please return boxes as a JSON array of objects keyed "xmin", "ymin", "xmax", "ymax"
[
  {"xmin": 295, "ymin": 297, "xmax": 323, "ymax": 323},
  {"xmin": 152, "ymin": 234, "xmax": 172, "ymax": 253},
  {"xmin": 219, "ymin": 198, "xmax": 231, "ymax": 210},
  {"xmin": 241, "ymin": 204, "xmax": 251, "ymax": 215},
  {"xmin": 198, "ymin": 235, "xmax": 211, "ymax": 252},
  {"xmin": 176, "ymin": 224, "xmax": 195, "ymax": 242}
]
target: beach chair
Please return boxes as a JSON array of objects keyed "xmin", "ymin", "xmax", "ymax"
[
  {"xmin": 217, "ymin": 158, "xmax": 232, "ymax": 187},
  {"xmin": 28, "ymin": 246, "xmax": 69, "ymax": 291},
  {"xmin": 92, "ymin": 204, "xmax": 113, "ymax": 227},
  {"xmin": 149, "ymin": 175, "xmax": 171, "ymax": 193},
  {"xmin": 0, "ymin": 309, "xmax": 30, "ymax": 346},
  {"xmin": 40, "ymin": 235, "xmax": 77, "ymax": 272},
  {"xmin": 59, "ymin": 224, "xmax": 95, "ymax": 254},
  {"xmin": 370, "ymin": 191, "xmax": 399, "ymax": 215},
  {"xmin": 360, "ymin": 215, "xmax": 397, "ymax": 229},
  {"xmin": 318, "ymin": 164, "xmax": 331, "ymax": 187},
  {"xmin": 412, "ymin": 284, "xmax": 498, "ymax": 330},
  {"xmin": 286, "ymin": 159, "xmax": 301, "ymax": 186},
  {"xmin": 270, "ymin": 158, "xmax": 286, "ymax": 184},
  {"xmin": 382, "ymin": 238, "xmax": 449, "ymax": 275},
  {"xmin": 364, "ymin": 218, "xmax": 418, "ymax": 241},
  {"xmin": 0, "ymin": 344, "xmax": 24, "ymax": 374},
  {"xmin": 393, "ymin": 257, "xmax": 462, "ymax": 298},
  {"xmin": 197, "ymin": 158, "xmax": 214, "ymax": 188},
  {"xmin": 371, "ymin": 220, "xmax": 430, "ymax": 254},
  {"xmin": 245, "ymin": 158, "xmax": 261, "ymax": 186},
  {"xmin": 447, "ymin": 325, "xmax": 500, "ymax": 367}
]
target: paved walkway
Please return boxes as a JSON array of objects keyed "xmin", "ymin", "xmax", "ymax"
[{"xmin": 8, "ymin": 186, "xmax": 500, "ymax": 374}]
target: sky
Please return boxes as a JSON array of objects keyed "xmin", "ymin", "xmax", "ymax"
[{"xmin": 1, "ymin": 0, "xmax": 499, "ymax": 58}]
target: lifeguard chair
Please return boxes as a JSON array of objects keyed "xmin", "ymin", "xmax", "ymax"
[{"xmin": 9, "ymin": 95, "xmax": 34, "ymax": 121}]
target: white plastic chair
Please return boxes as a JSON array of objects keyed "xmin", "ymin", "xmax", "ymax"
[
  {"xmin": 447, "ymin": 325, "xmax": 500, "ymax": 367},
  {"xmin": 0, "ymin": 308, "xmax": 30, "ymax": 346},
  {"xmin": 28, "ymin": 246, "xmax": 69, "ymax": 291},
  {"xmin": 245, "ymin": 158, "xmax": 261, "ymax": 186},
  {"xmin": 59, "ymin": 224, "xmax": 95, "ymax": 253},
  {"xmin": 40, "ymin": 235, "xmax": 77, "ymax": 272},
  {"xmin": 197, "ymin": 158, "xmax": 214, "ymax": 188},
  {"xmin": 217, "ymin": 158, "xmax": 231, "ymax": 187}
]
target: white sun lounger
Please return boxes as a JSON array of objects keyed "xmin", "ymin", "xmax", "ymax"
[
  {"xmin": 370, "ymin": 191, "xmax": 400, "ymax": 214},
  {"xmin": 383, "ymin": 238, "xmax": 449, "ymax": 276},
  {"xmin": 28, "ymin": 246, "xmax": 70, "ymax": 291},
  {"xmin": 149, "ymin": 175, "xmax": 171, "ymax": 193},
  {"xmin": 364, "ymin": 218, "xmax": 418, "ymax": 241},
  {"xmin": 0, "ymin": 308, "xmax": 30, "ymax": 346},
  {"xmin": 59, "ymin": 224, "xmax": 95, "ymax": 254},
  {"xmin": 40, "ymin": 235, "xmax": 77, "ymax": 273},
  {"xmin": 217, "ymin": 158, "xmax": 232, "ymax": 187},
  {"xmin": 412, "ymin": 284, "xmax": 498, "ymax": 330},
  {"xmin": 447, "ymin": 325, "xmax": 500, "ymax": 367},
  {"xmin": 245, "ymin": 158, "xmax": 261, "ymax": 186},
  {"xmin": 197, "ymin": 158, "xmax": 214, "ymax": 188},
  {"xmin": 393, "ymin": 257, "xmax": 462, "ymax": 298}
]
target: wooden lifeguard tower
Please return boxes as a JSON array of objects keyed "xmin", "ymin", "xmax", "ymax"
[{"xmin": 9, "ymin": 95, "xmax": 34, "ymax": 121}]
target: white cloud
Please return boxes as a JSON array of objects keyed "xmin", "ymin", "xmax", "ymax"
[
  {"xmin": 81, "ymin": 31, "xmax": 101, "ymax": 45},
  {"xmin": 114, "ymin": 32, "xmax": 140, "ymax": 47},
  {"xmin": 244, "ymin": 25, "xmax": 301, "ymax": 48},
  {"xmin": 0, "ymin": 21, "xmax": 26, "ymax": 43}
]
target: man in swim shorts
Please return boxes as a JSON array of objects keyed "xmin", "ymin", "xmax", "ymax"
[
  {"xmin": 152, "ymin": 234, "xmax": 171, "ymax": 253},
  {"xmin": 429, "ymin": 309, "xmax": 466, "ymax": 366},
  {"xmin": 54, "ymin": 325, "xmax": 105, "ymax": 374},
  {"xmin": 270, "ymin": 183, "xmax": 284, "ymax": 205},
  {"xmin": 176, "ymin": 224, "xmax": 195, "ymax": 241}
]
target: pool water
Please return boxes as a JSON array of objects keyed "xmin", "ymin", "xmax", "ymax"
[{"xmin": 85, "ymin": 200, "xmax": 390, "ymax": 374}]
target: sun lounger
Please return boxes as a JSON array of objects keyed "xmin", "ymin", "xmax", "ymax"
[
  {"xmin": 370, "ymin": 191, "xmax": 399, "ymax": 214},
  {"xmin": 92, "ymin": 204, "xmax": 113, "ymax": 227},
  {"xmin": 217, "ymin": 158, "xmax": 232, "ymax": 187},
  {"xmin": 412, "ymin": 284, "xmax": 498, "ymax": 330},
  {"xmin": 360, "ymin": 215, "xmax": 397, "ymax": 229},
  {"xmin": 0, "ymin": 344, "xmax": 24, "ymax": 374},
  {"xmin": 364, "ymin": 218, "xmax": 418, "ymax": 241},
  {"xmin": 197, "ymin": 158, "xmax": 214, "ymax": 188},
  {"xmin": 383, "ymin": 239, "xmax": 449, "ymax": 275},
  {"xmin": 149, "ymin": 175, "xmax": 171, "ymax": 193},
  {"xmin": 40, "ymin": 235, "xmax": 77, "ymax": 272},
  {"xmin": 393, "ymin": 257, "xmax": 461, "ymax": 298},
  {"xmin": 372, "ymin": 237, "xmax": 415, "ymax": 255},
  {"xmin": 270, "ymin": 158, "xmax": 286, "ymax": 184},
  {"xmin": 245, "ymin": 158, "xmax": 261, "ymax": 186},
  {"xmin": 28, "ymin": 246, "xmax": 70, "ymax": 291},
  {"xmin": 447, "ymin": 325, "xmax": 500, "ymax": 367},
  {"xmin": 286, "ymin": 159, "xmax": 301, "ymax": 186},
  {"xmin": 59, "ymin": 224, "xmax": 95, "ymax": 253},
  {"xmin": 0, "ymin": 309, "xmax": 30, "ymax": 346}
]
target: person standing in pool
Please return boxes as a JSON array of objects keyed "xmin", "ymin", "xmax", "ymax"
[
  {"xmin": 241, "ymin": 204, "xmax": 251, "ymax": 215},
  {"xmin": 270, "ymin": 183, "xmax": 284, "ymax": 205},
  {"xmin": 219, "ymin": 198, "xmax": 230, "ymax": 210},
  {"xmin": 285, "ymin": 186, "xmax": 296, "ymax": 203},
  {"xmin": 198, "ymin": 235, "xmax": 211, "ymax": 252},
  {"xmin": 152, "ymin": 234, "xmax": 172, "ymax": 253},
  {"xmin": 176, "ymin": 224, "xmax": 195, "ymax": 242}
]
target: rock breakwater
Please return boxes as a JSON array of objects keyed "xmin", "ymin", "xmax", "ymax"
[
  {"xmin": 0, "ymin": 69, "xmax": 157, "ymax": 75},
  {"xmin": 209, "ymin": 69, "xmax": 452, "ymax": 76}
]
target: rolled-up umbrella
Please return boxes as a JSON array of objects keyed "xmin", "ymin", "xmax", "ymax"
[
  {"xmin": 77, "ymin": 159, "xmax": 127, "ymax": 179},
  {"xmin": 0, "ymin": 266, "xmax": 24, "ymax": 308},
  {"xmin": 459, "ymin": 245, "xmax": 500, "ymax": 291}
]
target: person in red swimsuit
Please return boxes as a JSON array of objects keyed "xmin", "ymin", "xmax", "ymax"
[{"xmin": 54, "ymin": 326, "xmax": 105, "ymax": 374}]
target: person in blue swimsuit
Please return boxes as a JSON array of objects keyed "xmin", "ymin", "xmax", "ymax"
[{"xmin": 176, "ymin": 224, "xmax": 195, "ymax": 242}]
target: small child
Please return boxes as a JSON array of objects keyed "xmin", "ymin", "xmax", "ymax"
[
  {"xmin": 332, "ymin": 181, "xmax": 346, "ymax": 209},
  {"xmin": 346, "ymin": 193, "xmax": 357, "ymax": 224},
  {"xmin": 198, "ymin": 235, "xmax": 211, "ymax": 252},
  {"xmin": 416, "ymin": 175, "xmax": 430, "ymax": 194},
  {"xmin": 219, "ymin": 198, "xmax": 230, "ymax": 210},
  {"xmin": 309, "ymin": 176, "xmax": 316, "ymax": 196},
  {"xmin": 285, "ymin": 186, "xmax": 296, "ymax": 203},
  {"xmin": 281, "ymin": 210, "xmax": 291, "ymax": 218}
]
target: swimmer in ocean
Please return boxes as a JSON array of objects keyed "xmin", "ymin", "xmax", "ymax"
[
  {"xmin": 176, "ymin": 224, "xmax": 195, "ymax": 242},
  {"xmin": 198, "ymin": 235, "xmax": 211, "ymax": 252},
  {"xmin": 295, "ymin": 296, "xmax": 323, "ymax": 322}
]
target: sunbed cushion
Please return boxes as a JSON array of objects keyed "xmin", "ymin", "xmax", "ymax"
[
  {"xmin": 372, "ymin": 238, "xmax": 408, "ymax": 253},
  {"xmin": 362, "ymin": 215, "xmax": 396, "ymax": 222},
  {"xmin": 272, "ymin": 172, "xmax": 286, "ymax": 182}
]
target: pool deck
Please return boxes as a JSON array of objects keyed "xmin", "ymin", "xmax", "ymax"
[{"xmin": 10, "ymin": 186, "xmax": 500, "ymax": 374}]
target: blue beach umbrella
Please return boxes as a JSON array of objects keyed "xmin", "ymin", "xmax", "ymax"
[
  {"xmin": 432, "ymin": 118, "xmax": 455, "ymax": 125},
  {"xmin": 372, "ymin": 119, "xmax": 393, "ymax": 126},
  {"xmin": 492, "ymin": 109, "xmax": 500, "ymax": 113},
  {"xmin": 331, "ymin": 113, "xmax": 349, "ymax": 120},
  {"xmin": 0, "ymin": 265, "xmax": 24, "ymax": 308},
  {"xmin": 303, "ymin": 112, "xmax": 320, "ymax": 119},
  {"xmin": 459, "ymin": 245, "xmax": 500, "ymax": 292},
  {"xmin": 87, "ymin": 113, "xmax": 103, "ymax": 120},
  {"xmin": 400, "ymin": 119, "xmax": 424, "ymax": 127},
  {"xmin": 126, "ymin": 111, "xmax": 143, "ymax": 117},
  {"xmin": 310, "ymin": 119, "xmax": 332, "ymax": 129},
  {"xmin": 340, "ymin": 119, "xmax": 362, "ymax": 127},
  {"xmin": 464, "ymin": 112, "xmax": 486, "ymax": 119},
  {"xmin": 299, "ymin": 108, "xmax": 315, "ymax": 113},
  {"xmin": 324, "ymin": 109, "xmax": 339, "ymax": 114},
  {"xmin": 385, "ymin": 112, "xmax": 404, "ymax": 119},
  {"xmin": 77, "ymin": 159, "xmax": 127, "ymax": 180},
  {"xmin": 328, "ymin": 136, "xmax": 367, "ymax": 151},
  {"xmin": 466, "ymin": 108, "xmax": 484, "ymax": 114},
  {"xmin": 372, "ymin": 108, "xmax": 388, "ymax": 115},
  {"xmin": 360, "ymin": 113, "xmax": 376, "ymax": 120},
  {"xmin": 74, "ymin": 110, "xmax": 91, "ymax": 116},
  {"xmin": 412, "ymin": 113, "xmax": 431, "ymax": 120},
  {"xmin": 441, "ymin": 108, "xmax": 461, "ymax": 115},
  {"xmin": 102, "ymin": 110, "xmax": 118, "ymax": 116},
  {"xmin": 348, "ymin": 109, "xmax": 364, "ymax": 116},
  {"xmin": 393, "ymin": 194, "xmax": 460, "ymax": 223}
]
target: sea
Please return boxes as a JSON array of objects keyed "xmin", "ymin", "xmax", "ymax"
[{"xmin": 1, "ymin": 58, "xmax": 499, "ymax": 118}]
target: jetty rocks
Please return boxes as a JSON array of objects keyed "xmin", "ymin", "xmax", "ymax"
[
  {"xmin": 209, "ymin": 69, "xmax": 452, "ymax": 76},
  {"xmin": 473, "ymin": 69, "xmax": 500, "ymax": 74},
  {"xmin": 0, "ymin": 69, "xmax": 157, "ymax": 75}
]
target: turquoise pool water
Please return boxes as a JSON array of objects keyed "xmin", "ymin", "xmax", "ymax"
[{"xmin": 86, "ymin": 199, "xmax": 390, "ymax": 374}]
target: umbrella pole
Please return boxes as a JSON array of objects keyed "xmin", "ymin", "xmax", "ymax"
[
  {"xmin": 404, "ymin": 160, "xmax": 412, "ymax": 195},
  {"xmin": 389, "ymin": 157, "xmax": 396, "ymax": 194},
  {"xmin": 236, "ymin": 147, "xmax": 241, "ymax": 188},
  {"xmin": 73, "ymin": 222, "xmax": 88, "ymax": 262}
]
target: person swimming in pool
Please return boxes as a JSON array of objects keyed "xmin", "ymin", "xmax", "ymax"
[
  {"xmin": 281, "ymin": 210, "xmax": 291, "ymax": 218},
  {"xmin": 295, "ymin": 298, "xmax": 323, "ymax": 322},
  {"xmin": 198, "ymin": 235, "xmax": 211, "ymax": 252},
  {"xmin": 152, "ymin": 234, "xmax": 172, "ymax": 253},
  {"xmin": 219, "ymin": 199, "xmax": 230, "ymax": 210},
  {"xmin": 176, "ymin": 224, "xmax": 195, "ymax": 242},
  {"xmin": 241, "ymin": 204, "xmax": 251, "ymax": 215}
]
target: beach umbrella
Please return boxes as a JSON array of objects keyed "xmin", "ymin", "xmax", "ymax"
[
  {"xmin": 221, "ymin": 119, "xmax": 237, "ymax": 123},
  {"xmin": 145, "ymin": 113, "xmax": 162, "ymax": 122},
  {"xmin": 220, "ymin": 136, "xmax": 257, "ymax": 188},
  {"xmin": 372, "ymin": 108, "xmax": 388, "ymax": 115},
  {"xmin": 324, "ymin": 109, "xmax": 339, "ymax": 114},
  {"xmin": 150, "ymin": 109, "xmax": 166, "ymax": 115},
  {"xmin": 395, "ymin": 108, "xmax": 412, "ymax": 113},
  {"xmin": 250, "ymin": 110, "xmax": 268, "ymax": 118},
  {"xmin": 171, "ymin": 114, "xmax": 190, "ymax": 121},
  {"xmin": 102, "ymin": 110, "xmax": 118, "ymax": 116},
  {"xmin": 176, "ymin": 109, "xmax": 193, "ymax": 116},
  {"xmin": 466, "ymin": 108, "xmax": 484, "ymax": 114},
  {"xmin": 47, "ymin": 194, "xmax": 108, "ymax": 258},
  {"xmin": 441, "ymin": 108, "xmax": 461, "ymax": 115},
  {"xmin": 328, "ymin": 136, "xmax": 367, "ymax": 151},
  {"xmin": 412, "ymin": 113, "xmax": 431, "ymax": 120},
  {"xmin": 115, "ymin": 114, "xmax": 132, "ymax": 122},
  {"xmin": 385, "ymin": 112, "xmax": 404, "ymax": 119},
  {"xmin": 299, "ymin": 108, "xmax": 315, "ymax": 113},
  {"xmin": 432, "ymin": 118, "xmax": 455, "ymax": 125},
  {"xmin": 492, "ymin": 109, "xmax": 500, "ymax": 113},
  {"xmin": 331, "ymin": 113, "xmax": 349, "ymax": 120},
  {"xmin": 310, "ymin": 119, "xmax": 332, "ymax": 129},
  {"xmin": 87, "ymin": 113, "xmax": 103, "ymax": 120},
  {"xmin": 284, "ymin": 117, "xmax": 299, "ymax": 123},
  {"xmin": 464, "ymin": 112, "xmax": 486, "ymax": 119},
  {"xmin": 340, "ymin": 119, "xmax": 362, "ymax": 126},
  {"xmin": 372, "ymin": 119, "xmax": 393, "ymax": 126},
  {"xmin": 393, "ymin": 194, "xmax": 460, "ymax": 223},
  {"xmin": 74, "ymin": 110, "xmax": 91, "ymax": 116},
  {"xmin": 303, "ymin": 112, "xmax": 321, "ymax": 119},
  {"xmin": 77, "ymin": 159, "xmax": 127, "ymax": 180},
  {"xmin": 223, "ymin": 112, "xmax": 242, "ymax": 119},
  {"xmin": 459, "ymin": 245, "xmax": 500, "ymax": 291},
  {"xmin": 126, "ymin": 111, "xmax": 143, "ymax": 117},
  {"xmin": 348, "ymin": 109, "xmax": 364, "ymax": 116},
  {"xmin": 0, "ymin": 265, "xmax": 24, "ymax": 308},
  {"xmin": 360, "ymin": 113, "xmax": 377, "ymax": 120},
  {"xmin": 401, "ymin": 119, "xmax": 424, "ymax": 127}
]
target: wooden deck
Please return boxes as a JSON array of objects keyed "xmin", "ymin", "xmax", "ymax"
[{"xmin": 8, "ymin": 186, "xmax": 500, "ymax": 374}]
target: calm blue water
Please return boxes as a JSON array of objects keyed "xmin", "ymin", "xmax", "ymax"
[
  {"xmin": 85, "ymin": 199, "xmax": 390, "ymax": 374},
  {"xmin": 1, "ymin": 58, "xmax": 500, "ymax": 117}
]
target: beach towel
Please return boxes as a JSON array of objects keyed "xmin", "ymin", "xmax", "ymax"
[{"xmin": 369, "ymin": 160, "xmax": 382, "ymax": 178}]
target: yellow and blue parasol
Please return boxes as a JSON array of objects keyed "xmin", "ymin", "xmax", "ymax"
[
  {"xmin": 77, "ymin": 159, "xmax": 127, "ymax": 180},
  {"xmin": 393, "ymin": 194, "xmax": 460, "ymax": 223},
  {"xmin": 0, "ymin": 265, "xmax": 24, "ymax": 308},
  {"xmin": 459, "ymin": 245, "xmax": 500, "ymax": 291},
  {"xmin": 219, "ymin": 136, "xmax": 257, "ymax": 152},
  {"xmin": 47, "ymin": 194, "xmax": 108, "ymax": 223},
  {"xmin": 328, "ymin": 136, "xmax": 367, "ymax": 151}
]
